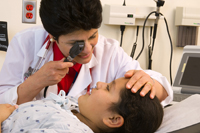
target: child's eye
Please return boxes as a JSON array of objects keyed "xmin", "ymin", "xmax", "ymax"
[{"xmin": 106, "ymin": 85, "xmax": 109, "ymax": 91}]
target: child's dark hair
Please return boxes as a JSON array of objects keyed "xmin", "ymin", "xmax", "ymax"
[
  {"xmin": 108, "ymin": 87, "xmax": 163, "ymax": 133},
  {"xmin": 39, "ymin": 0, "xmax": 102, "ymax": 41}
]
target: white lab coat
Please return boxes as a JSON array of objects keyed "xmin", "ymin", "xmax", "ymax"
[{"xmin": 0, "ymin": 26, "xmax": 173, "ymax": 106}]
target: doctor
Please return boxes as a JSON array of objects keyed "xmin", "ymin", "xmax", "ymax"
[{"xmin": 0, "ymin": 0, "xmax": 172, "ymax": 106}]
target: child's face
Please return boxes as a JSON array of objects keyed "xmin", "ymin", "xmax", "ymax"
[
  {"xmin": 78, "ymin": 77, "xmax": 128, "ymax": 126},
  {"xmin": 56, "ymin": 29, "xmax": 98, "ymax": 64}
]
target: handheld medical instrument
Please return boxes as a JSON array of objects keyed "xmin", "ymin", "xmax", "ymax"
[
  {"xmin": 148, "ymin": 26, "xmax": 153, "ymax": 69},
  {"xmin": 130, "ymin": 26, "xmax": 139, "ymax": 58},
  {"xmin": 151, "ymin": 0, "xmax": 165, "ymax": 51},
  {"xmin": 64, "ymin": 41, "xmax": 85, "ymax": 62}
]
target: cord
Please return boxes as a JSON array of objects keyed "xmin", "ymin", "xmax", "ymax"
[
  {"xmin": 119, "ymin": 0, "xmax": 126, "ymax": 47},
  {"xmin": 163, "ymin": 15, "xmax": 173, "ymax": 85},
  {"xmin": 136, "ymin": 11, "xmax": 156, "ymax": 60},
  {"xmin": 135, "ymin": 11, "xmax": 173, "ymax": 85}
]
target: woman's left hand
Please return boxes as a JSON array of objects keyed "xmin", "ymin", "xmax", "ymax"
[{"xmin": 124, "ymin": 70, "xmax": 156, "ymax": 99}]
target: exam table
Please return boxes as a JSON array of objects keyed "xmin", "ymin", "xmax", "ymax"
[{"xmin": 156, "ymin": 94, "xmax": 200, "ymax": 133}]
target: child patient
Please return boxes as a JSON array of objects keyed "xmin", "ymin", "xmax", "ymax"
[{"xmin": 0, "ymin": 77, "xmax": 163, "ymax": 133}]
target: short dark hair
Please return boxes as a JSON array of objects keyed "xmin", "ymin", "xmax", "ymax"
[
  {"xmin": 39, "ymin": 0, "xmax": 102, "ymax": 41},
  {"xmin": 108, "ymin": 87, "xmax": 164, "ymax": 133}
]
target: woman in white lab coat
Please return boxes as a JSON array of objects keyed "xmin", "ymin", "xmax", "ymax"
[{"xmin": 0, "ymin": 0, "xmax": 173, "ymax": 106}]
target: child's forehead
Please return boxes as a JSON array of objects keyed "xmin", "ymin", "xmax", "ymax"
[
  {"xmin": 113, "ymin": 77, "xmax": 129, "ymax": 89},
  {"xmin": 114, "ymin": 77, "xmax": 129, "ymax": 84}
]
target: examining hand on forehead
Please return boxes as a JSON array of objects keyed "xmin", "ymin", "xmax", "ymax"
[{"xmin": 124, "ymin": 70, "xmax": 167, "ymax": 102}]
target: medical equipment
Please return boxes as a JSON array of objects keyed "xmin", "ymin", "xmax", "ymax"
[
  {"xmin": 0, "ymin": 21, "xmax": 9, "ymax": 52},
  {"xmin": 130, "ymin": 26, "xmax": 139, "ymax": 58},
  {"xmin": 64, "ymin": 41, "xmax": 85, "ymax": 62},
  {"xmin": 103, "ymin": 5, "xmax": 158, "ymax": 26},
  {"xmin": 175, "ymin": 7, "xmax": 200, "ymax": 47},
  {"xmin": 175, "ymin": 7, "xmax": 200, "ymax": 26},
  {"xmin": 173, "ymin": 45, "xmax": 200, "ymax": 102},
  {"xmin": 103, "ymin": 2, "xmax": 173, "ymax": 84},
  {"xmin": 144, "ymin": 0, "xmax": 165, "ymax": 66},
  {"xmin": 148, "ymin": 26, "xmax": 153, "ymax": 69}
]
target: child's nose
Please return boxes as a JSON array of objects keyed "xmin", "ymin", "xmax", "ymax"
[{"xmin": 96, "ymin": 82, "xmax": 107, "ymax": 89}]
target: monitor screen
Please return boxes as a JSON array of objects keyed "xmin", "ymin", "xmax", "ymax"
[{"xmin": 180, "ymin": 57, "xmax": 200, "ymax": 87}]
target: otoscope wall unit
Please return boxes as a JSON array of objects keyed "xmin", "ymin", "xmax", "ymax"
[{"xmin": 103, "ymin": 4, "xmax": 163, "ymax": 26}]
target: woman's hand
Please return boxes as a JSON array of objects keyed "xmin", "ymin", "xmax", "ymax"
[
  {"xmin": 125, "ymin": 70, "xmax": 156, "ymax": 99},
  {"xmin": 17, "ymin": 58, "xmax": 74, "ymax": 104},
  {"xmin": 0, "ymin": 104, "xmax": 18, "ymax": 123},
  {"xmin": 32, "ymin": 58, "xmax": 74, "ymax": 89}
]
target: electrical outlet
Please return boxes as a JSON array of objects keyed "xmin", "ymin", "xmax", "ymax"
[{"xmin": 22, "ymin": 0, "xmax": 37, "ymax": 24}]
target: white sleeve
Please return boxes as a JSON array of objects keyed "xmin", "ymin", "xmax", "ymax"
[
  {"xmin": 0, "ymin": 36, "xmax": 24, "ymax": 104},
  {"xmin": 144, "ymin": 70, "xmax": 173, "ymax": 106}
]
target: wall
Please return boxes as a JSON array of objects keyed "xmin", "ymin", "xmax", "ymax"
[{"xmin": 0, "ymin": 0, "xmax": 200, "ymax": 83}]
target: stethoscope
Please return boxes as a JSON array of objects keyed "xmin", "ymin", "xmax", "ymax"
[{"xmin": 25, "ymin": 36, "xmax": 85, "ymax": 97}]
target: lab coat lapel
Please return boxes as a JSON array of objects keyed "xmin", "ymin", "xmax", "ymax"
[
  {"xmin": 68, "ymin": 54, "xmax": 98, "ymax": 97},
  {"xmin": 35, "ymin": 38, "xmax": 54, "ymax": 67},
  {"xmin": 37, "ymin": 40, "xmax": 48, "ymax": 58}
]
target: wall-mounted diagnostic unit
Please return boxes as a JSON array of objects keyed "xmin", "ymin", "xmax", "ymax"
[
  {"xmin": 175, "ymin": 7, "xmax": 200, "ymax": 26},
  {"xmin": 103, "ymin": 4, "xmax": 163, "ymax": 26},
  {"xmin": 175, "ymin": 7, "xmax": 200, "ymax": 47}
]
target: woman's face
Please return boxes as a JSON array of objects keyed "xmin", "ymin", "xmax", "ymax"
[
  {"xmin": 78, "ymin": 78, "xmax": 129, "ymax": 126},
  {"xmin": 56, "ymin": 29, "xmax": 98, "ymax": 64}
]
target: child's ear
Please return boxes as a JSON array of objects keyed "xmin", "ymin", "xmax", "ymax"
[{"xmin": 103, "ymin": 115, "xmax": 124, "ymax": 128}]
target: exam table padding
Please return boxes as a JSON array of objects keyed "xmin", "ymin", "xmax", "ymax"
[{"xmin": 156, "ymin": 94, "xmax": 200, "ymax": 133}]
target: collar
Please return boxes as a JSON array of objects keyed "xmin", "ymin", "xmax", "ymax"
[
  {"xmin": 37, "ymin": 35, "xmax": 51, "ymax": 58},
  {"xmin": 47, "ymin": 90, "xmax": 78, "ymax": 110},
  {"xmin": 85, "ymin": 54, "xmax": 98, "ymax": 69},
  {"xmin": 73, "ymin": 63, "xmax": 82, "ymax": 72}
]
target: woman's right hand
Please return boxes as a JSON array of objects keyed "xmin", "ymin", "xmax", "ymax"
[
  {"xmin": 17, "ymin": 58, "xmax": 73, "ymax": 104},
  {"xmin": 33, "ymin": 58, "xmax": 74, "ymax": 88}
]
